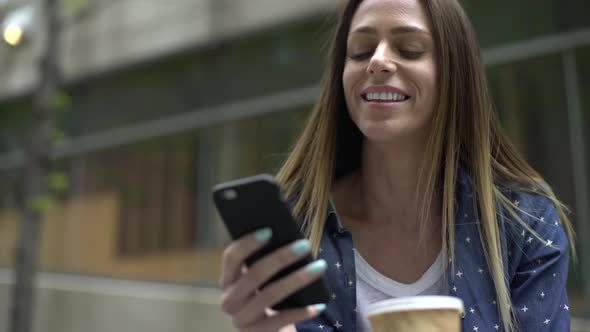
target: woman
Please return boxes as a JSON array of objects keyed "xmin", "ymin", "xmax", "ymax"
[{"xmin": 218, "ymin": 0, "xmax": 576, "ymax": 331}]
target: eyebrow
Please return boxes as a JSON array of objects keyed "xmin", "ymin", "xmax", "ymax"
[{"xmin": 350, "ymin": 25, "xmax": 430, "ymax": 36}]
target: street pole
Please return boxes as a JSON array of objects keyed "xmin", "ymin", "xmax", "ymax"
[{"xmin": 10, "ymin": 0, "xmax": 61, "ymax": 331}]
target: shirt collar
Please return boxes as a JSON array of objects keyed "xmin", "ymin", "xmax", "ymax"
[{"xmin": 326, "ymin": 195, "xmax": 347, "ymax": 233}]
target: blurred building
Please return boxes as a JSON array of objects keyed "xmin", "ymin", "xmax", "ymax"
[{"xmin": 0, "ymin": 0, "xmax": 589, "ymax": 331}]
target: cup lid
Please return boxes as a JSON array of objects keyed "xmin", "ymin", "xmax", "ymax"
[{"xmin": 366, "ymin": 296, "xmax": 465, "ymax": 317}]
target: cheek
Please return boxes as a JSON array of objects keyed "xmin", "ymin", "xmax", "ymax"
[
  {"xmin": 342, "ymin": 65, "xmax": 354, "ymax": 98},
  {"xmin": 417, "ymin": 65, "xmax": 437, "ymax": 108},
  {"xmin": 343, "ymin": 64, "xmax": 363, "ymax": 107}
]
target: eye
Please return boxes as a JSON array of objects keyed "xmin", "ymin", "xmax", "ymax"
[
  {"xmin": 399, "ymin": 50, "xmax": 425, "ymax": 60},
  {"xmin": 349, "ymin": 52, "xmax": 372, "ymax": 61}
]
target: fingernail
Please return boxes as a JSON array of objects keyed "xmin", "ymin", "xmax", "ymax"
[
  {"xmin": 307, "ymin": 259, "xmax": 327, "ymax": 276},
  {"xmin": 314, "ymin": 303, "xmax": 327, "ymax": 312},
  {"xmin": 255, "ymin": 227, "xmax": 273, "ymax": 241},
  {"xmin": 291, "ymin": 239, "xmax": 311, "ymax": 256}
]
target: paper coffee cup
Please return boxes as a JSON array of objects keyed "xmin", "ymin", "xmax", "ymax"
[{"xmin": 366, "ymin": 296, "xmax": 465, "ymax": 332}]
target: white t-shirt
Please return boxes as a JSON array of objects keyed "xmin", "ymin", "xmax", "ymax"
[{"xmin": 354, "ymin": 249, "xmax": 447, "ymax": 332}]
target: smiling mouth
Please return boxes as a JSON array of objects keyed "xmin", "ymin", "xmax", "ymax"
[{"xmin": 362, "ymin": 92, "xmax": 411, "ymax": 102}]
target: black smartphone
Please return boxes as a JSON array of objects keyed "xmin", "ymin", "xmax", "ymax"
[{"xmin": 212, "ymin": 174, "xmax": 330, "ymax": 311}]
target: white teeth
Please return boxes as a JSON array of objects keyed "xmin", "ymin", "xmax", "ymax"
[{"xmin": 365, "ymin": 92, "xmax": 408, "ymax": 102}]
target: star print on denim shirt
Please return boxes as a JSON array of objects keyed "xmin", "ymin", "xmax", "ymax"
[{"xmin": 294, "ymin": 165, "xmax": 570, "ymax": 332}]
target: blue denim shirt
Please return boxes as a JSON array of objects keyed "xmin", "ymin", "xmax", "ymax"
[{"xmin": 295, "ymin": 167, "xmax": 571, "ymax": 331}]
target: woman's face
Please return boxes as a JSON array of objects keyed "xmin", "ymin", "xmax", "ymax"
[{"xmin": 343, "ymin": 0, "xmax": 437, "ymax": 143}]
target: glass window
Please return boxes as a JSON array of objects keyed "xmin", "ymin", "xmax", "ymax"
[
  {"xmin": 82, "ymin": 136, "xmax": 200, "ymax": 256},
  {"xmin": 212, "ymin": 107, "xmax": 310, "ymax": 182},
  {"xmin": 462, "ymin": 0, "xmax": 590, "ymax": 48},
  {"xmin": 576, "ymin": 46, "xmax": 590, "ymax": 200},
  {"xmin": 205, "ymin": 107, "xmax": 310, "ymax": 249},
  {"xmin": 80, "ymin": 133, "xmax": 200, "ymax": 263},
  {"xmin": 62, "ymin": 17, "xmax": 329, "ymax": 139}
]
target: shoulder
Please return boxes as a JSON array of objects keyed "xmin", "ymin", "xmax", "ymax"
[
  {"xmin": 498, "ymin": 186, "xmax": 570, "ymax": 278},
  {"xmin": 499, "ymin": 186, "xmax": 565, "ymax": 239},
  {"xmin": 498, "ymin": 187, "xmax": 572, "ymax": 329}
]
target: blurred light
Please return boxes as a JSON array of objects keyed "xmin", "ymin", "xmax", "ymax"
[
  {"xmin": 3, "ymin": 24, "xmax": 23, "ymax": 46},
  {"xmin": 1, "ymin": 4, "xmax": 35, "ymax": 47}
]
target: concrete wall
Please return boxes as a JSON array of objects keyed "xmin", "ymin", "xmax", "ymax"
[
  {"xmin": 0, "ymin": 270, "xmax": 234, "ymax": 332},
  {"xmin": 0, "ymin": 0, "xmax": 340, "ymax": 101}
]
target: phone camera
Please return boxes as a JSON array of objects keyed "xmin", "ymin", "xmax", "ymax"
[{"xmin": 222, "ymin": 189, "xmax": 238, "ymax": 200}]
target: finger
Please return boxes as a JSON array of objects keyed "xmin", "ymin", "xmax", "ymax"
[
  {"xmin": 233, "ymin": 259, "xmax": 328, "ymax": 327},
  {"xmin": 219, "ymin": 227, "xmax": 273, "ymax": 290},
  {"xmin": 255, "ymin": 304, "xmax": 326, "ymax": 332},
  {"xmin": 222, "ymin": 239, "xmax": 312, "ymax": 313}
]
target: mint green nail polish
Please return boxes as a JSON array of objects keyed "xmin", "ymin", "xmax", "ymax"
[
  {"xmin": 315, "ymin": 304, "xmax": 327, "ymax": 312},
  {"xmin": 307, "ymin": 259, "xmax": 327, "ymax": 276},
  {"xmin": 291, "ymin": 239, "xmax": 311, "ymax": 256},
  {"xmin": 255, "ymin": 227, "xmax": 272, "ymax": 241}
]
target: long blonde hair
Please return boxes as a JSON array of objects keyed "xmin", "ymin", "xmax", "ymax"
[{"xmin": 276, "ymin": 1, "xmax": 576, "ymax": 331}]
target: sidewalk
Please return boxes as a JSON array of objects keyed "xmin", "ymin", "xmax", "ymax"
[{"xmin": 573, "ymin": 317, "xmax": 590, "ymax": 331}]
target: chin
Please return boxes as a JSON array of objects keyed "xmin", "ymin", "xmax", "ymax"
[
  {"xmin": 358, "ymin": 121, "xmax": 409, "ymax": 143},
  {"xmin": 357, "ymin": 116, "xmax": 433, "ymax": 145}
]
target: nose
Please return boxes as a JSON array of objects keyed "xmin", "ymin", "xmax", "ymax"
[{"xmin": 367, "ymin": 42, "xmax": 397, "ymax": 76}]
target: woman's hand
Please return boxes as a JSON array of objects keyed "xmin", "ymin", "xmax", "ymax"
[{"xmin": 219, "ymin": 227, "xmax": 327, "ymax": 332}]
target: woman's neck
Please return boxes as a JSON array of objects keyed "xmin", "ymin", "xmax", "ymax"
[{"xmin": 358, "ymin": 138, "xmax": 439, "ymax": 232}]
